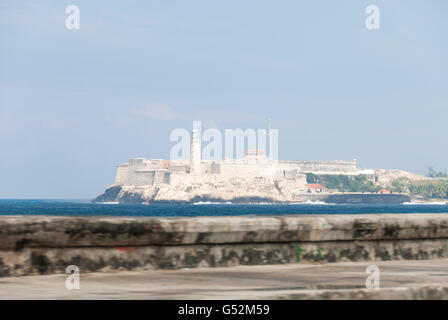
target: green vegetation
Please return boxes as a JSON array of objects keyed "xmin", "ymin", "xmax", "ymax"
[
  {"xmin": 389, "ymin": 177, "xmax": 448, "ymax": 199},
  {"xmin": 305, "ymin": 171, "xmax": 448, "ymax": 199},
  {"xmin": 428, "ymin": 166, "xmax": 448, "ymax": 178},
  {"xmin": 306, "ymin": 173, "xmax": 380, "ymax": 193}
]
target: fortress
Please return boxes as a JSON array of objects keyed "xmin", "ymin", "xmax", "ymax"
[
  {"xmin": 112, "ymin": 126, "xmax": 373, "ymax": 191},
  {"xmin": 114, "ymin": 156, "xmax": 365, "ymax": 188},
  {"xmin": 94, "ymin": 124, "xmax": 415, "ymax": 203}
]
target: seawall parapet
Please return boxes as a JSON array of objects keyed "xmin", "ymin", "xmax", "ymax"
[{"xmin": 1, "ymin": 214, "xmax": 448, "ymax": 277}]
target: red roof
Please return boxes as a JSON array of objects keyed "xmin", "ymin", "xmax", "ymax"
[{"xmin": 306, "ymin": 184, "xmax": 327, "ymax": 189}]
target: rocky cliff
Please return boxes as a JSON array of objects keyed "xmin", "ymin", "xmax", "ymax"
[
  {"xmin": 93, "ymin": 177, "xmax": 306, "ymax": 204},
  {"xmin": 93, "ymin": 177, "xmax": 411, "ymax": 204}
]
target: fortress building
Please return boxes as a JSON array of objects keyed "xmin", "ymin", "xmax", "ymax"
[
  {"xmin": 95, "ymin": 123, "xmax": 418, "ymax": 204},
  {"xmin": 113, "ymin": 128, "xmax": 373, "ymax": 189}
]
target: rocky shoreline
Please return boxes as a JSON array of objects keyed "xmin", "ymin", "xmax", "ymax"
[
  {"xmin": 93, "ymin": 184, "xmax": 411, "ymax": 204},
  {"xmin": 93, "ymin": 185, "xmax": 282, "ymax": 204}
]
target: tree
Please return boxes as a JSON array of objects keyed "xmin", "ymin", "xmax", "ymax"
[{"xmin": 428, "ymin": 166, "xmax": 448, "ymax": 178}]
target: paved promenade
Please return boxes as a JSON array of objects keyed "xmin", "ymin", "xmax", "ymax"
[{"xmin": 2, "ymin": 259, "xmax": 448, "ymax": 299}]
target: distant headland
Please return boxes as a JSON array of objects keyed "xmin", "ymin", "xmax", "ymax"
[{"xmin": 93, "ymin": 123, "xmax": 442, "ymax": 205}]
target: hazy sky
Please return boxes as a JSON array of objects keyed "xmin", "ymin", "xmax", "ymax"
[{"xmin": 0, "ymin": 0, "xmax": 447, "ymax": 198}]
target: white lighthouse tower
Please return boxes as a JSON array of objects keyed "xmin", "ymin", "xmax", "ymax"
[{"xmin": 190, "ymin": 124, "xmax": 201, "ymax": 175}]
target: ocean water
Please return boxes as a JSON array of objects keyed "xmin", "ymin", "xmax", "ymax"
[{"xmin": 0, "ymin": 199, "xmax": 447, "ymax": 217}]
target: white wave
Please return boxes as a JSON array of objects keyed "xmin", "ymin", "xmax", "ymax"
[
  {"xmin": 192, "ymin": 200, "xmax": 333, "ymax": 205},
  {"xmin": 99, "ymin": 201, "xmax": 119, "ymax": 205},
  {"xmin": 245, "ymin": 202, "xmax": 275, "ymax": 205},
  {"xmin": 403, "ymin": 201, "xmax": 448, "ymax": 205},
  {"xmin": 192, "ymin": 201, "xmax": 232, "ymax": 205},
  {"xmin": 290, "ymin": 200, "xmax": 331, "ymax": 205},
  {"xmin": 241, "ymin": 201, "xmax": 331, "ymax": 205}
]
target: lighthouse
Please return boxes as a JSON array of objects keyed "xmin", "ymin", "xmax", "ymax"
[{"xmin": 190, "ymin": 125, "xmax": 201, "ymax": 175}]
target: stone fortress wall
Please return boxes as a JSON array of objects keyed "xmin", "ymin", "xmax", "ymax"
[
  {"xmin": 114, "ymin": 157, "xmax": 363, "ymax": 187},
  {"xmin": 278, "ymin": 160, "xmax": 357, "ymax": 173},
  {"xmin": 112, "ymin": 128, "xmax": 373, "ymax": 188},
  {"xmin": 115, "ymin": 163, "xmax": 129, "ymax": 185}
]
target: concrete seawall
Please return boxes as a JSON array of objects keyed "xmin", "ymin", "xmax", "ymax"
[
  {"xmin": 295, "ymin": 193, "xmax": 411, "ymax": 204},
  {"xmin": 1, "ymin": 214, "xmax": 448, "ymax": 277}
]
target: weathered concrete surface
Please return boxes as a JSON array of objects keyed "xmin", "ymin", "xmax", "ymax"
[
  {"xmin": 1, "ymin": 239, "xmax": 447, "ymax": 277},
  {"xmin": 1, "ymin": 214, "xmax": 448, "ymax": 277},
  {"xmin": 2, "ymin": 214, "xmax": 448, "ymax": 249},
  {"xmin": 1, "ymin": 260, "xmax": 448, "ymax": 299}
]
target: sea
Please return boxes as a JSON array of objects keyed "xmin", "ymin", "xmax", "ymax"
[{"xmin": 0, "ymin": 199, "xmax": 448, "ymax": 217}]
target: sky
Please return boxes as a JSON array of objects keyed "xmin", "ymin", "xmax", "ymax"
[{"xmin": 0, "ymin": 0, "xmax": 447, "ymax": 198}]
